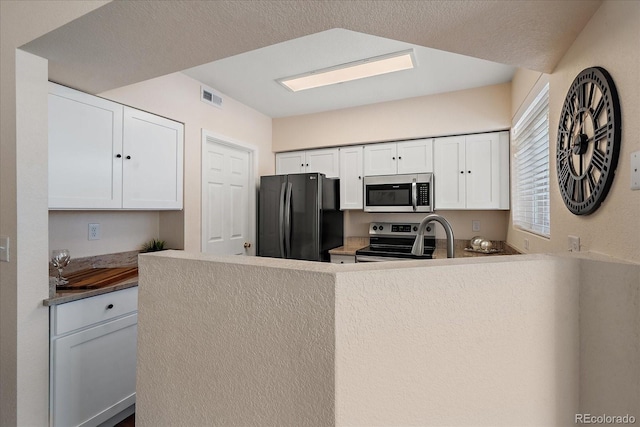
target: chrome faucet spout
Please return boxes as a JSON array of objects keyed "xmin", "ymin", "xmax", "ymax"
[{"xmin": 412, "ymin": 214, "xmax": 455, "ymax": 258}]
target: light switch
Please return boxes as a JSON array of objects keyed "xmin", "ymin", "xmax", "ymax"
[
  {"xmin": 631, "ymin": 150, "xmax": 640, "ymax": 190},
  {"xmin": 0, "ymin": 236, "xmax": 9, "ymax": 262},
  {"xmin": 472, "ymin": 220, "xmax": 480, "ymax": 232}
]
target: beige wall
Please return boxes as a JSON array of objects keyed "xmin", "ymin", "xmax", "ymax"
[
  {"xmin": 138, "ymin": 251, "xmax": 639, "ymax": 425},
  {"xmin": 99, "ymin": 72, "xmax": 273, "ymax": 252},
  {"xmin": 273, "ymin": 82, "xmax": 511, "ymax": 151},
  {"xmin": 49, "ymin": 211, "xmax": 159, "ymax": 257},
  {"xmin": 137, "ymin": 252, "xmax": 336, "ymax": 426},
  {"xmin": 579, "ymin": 258, "xmax": 640, "ymax": 417},
  {"xmin": 507, "ymin": 1, "xmax": 640, "ymax": 263},
  {"xmin": 0, "ymin": 2, "xmax": 109, "ymax": 425},
  {"xmin": 335, "ymin": 255, "xmax": 581, "ymax": 425}
]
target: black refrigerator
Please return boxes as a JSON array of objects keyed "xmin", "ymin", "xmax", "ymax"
[{"xmin": 258, "ymin": 173, "xmax": 343, "ymax": 262}]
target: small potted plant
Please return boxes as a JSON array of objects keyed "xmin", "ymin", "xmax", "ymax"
[{"xmin": 140, "ymin": 238, "xmax": 166, "ymax": 253}]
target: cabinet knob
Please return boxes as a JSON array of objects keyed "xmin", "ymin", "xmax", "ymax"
[
  {"xmin": 392, "ymin": 157, "xmax": 396, "ymax": 160},
  {"xmin": 468, "ymin": 170, "xmax": 471, "ymax": 174},
  {"xmin": 358, "ymin": 176, "xmax": 361, "ymax": 180},
  {"xmin": 106, "ymin": 304, "xmax": 114, "ymax": 310},
  {"xmin": 398, "ymin": 156, "xmax": 402, "ymax": 160},
  {"xmin": 126, "ymin": 155, "xmax": 131, "ymax": 160},
  {"xmin": 306, "ymin": 163, "xmax": 309, "ymax": 167},
  {"xmin": 244, "ymin": 242, "xmax": 251, "ymax": 249},
  {"xmin": 301, "ymin": 164, "xmax": 304, "ymax": 167},
  {"xmin": 460, "ymin": 171, "xmax": 464, "ymax": 174},
  {"xmin": 116, "ymin": 154, "xmax": 122, "ymax": 158}
]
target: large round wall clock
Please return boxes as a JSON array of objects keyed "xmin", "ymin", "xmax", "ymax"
[{"xmin": 557, "ymin": 66, "xmax": 621, "ymax": 215}]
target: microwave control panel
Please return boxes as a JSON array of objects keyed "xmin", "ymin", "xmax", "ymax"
[{"xmin": 417, "ymin": 183, "xmax": 431, "ymax": 206}]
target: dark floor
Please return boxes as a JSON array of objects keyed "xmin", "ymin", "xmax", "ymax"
[{"xmin": 115, "ymin": 413, "xmax": 135, "ymax": 427}]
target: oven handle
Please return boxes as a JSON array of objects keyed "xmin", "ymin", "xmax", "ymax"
[
  {"xmin": 411, "ymin": 182, "xmax": 417, "ymax": 212},
  {"xmin": 356, "ymin": 255, "xmax": 416, "ymax": 262}
]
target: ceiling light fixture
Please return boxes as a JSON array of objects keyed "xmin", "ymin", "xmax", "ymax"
[{"xmin": 277, "ymin": 49, "xmax": 415, "ymax": 92}]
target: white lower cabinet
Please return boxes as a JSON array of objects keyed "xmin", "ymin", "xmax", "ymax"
[{"xmin": 50, "ymin": 288, "xmax": 138, "ymax": 427}]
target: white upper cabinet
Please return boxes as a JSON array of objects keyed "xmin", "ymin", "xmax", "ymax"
[
  {"xmin": 364, "ymin": 139, "xmax": 433, "ymax": 176},
  {"xmin": 48, "ymin": 83, "xmax": 184, "ymax": 210},
  {"xmin": 434, "ymin": 131, "xmax": 509, "ymax": 210},
  {"xmin": 275, "ymin": 151, "xmax": 305, "ymax": 175},
  {"xmin": 49, "ymin": 83, "xmax": 124, "ymax": 209},
  {"xmin": 338, "ymin": 146, "xmax": 364, "ymax": 210},
  {"xmin": 275, "ymin": 148, "xmax": 339, "ymax": 178},
  {"xmin": 122, "ymin": 107, "xmax": 184, "ymax": 209},
  {"xmin": 397, "ymin": 139, "xmax": 434, "ymax": 174}
]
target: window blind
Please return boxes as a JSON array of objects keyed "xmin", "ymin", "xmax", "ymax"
[{"xmin": 512, "ymin": 83, "xmax": 550, "ymax": 237}]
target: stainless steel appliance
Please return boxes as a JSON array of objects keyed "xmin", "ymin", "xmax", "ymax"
[
  {"xmin": 363, "ymin": 173, "xmax": 434, "ymax": 213},
  {"xmin": 356, "ymin": 222, "xmax": 436, "ymax": 262},
  {"xmin": 258, "ymin": 173, "xmax": 343, "ymax": 262}
]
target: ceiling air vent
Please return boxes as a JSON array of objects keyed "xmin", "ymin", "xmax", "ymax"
[{"xmin": 201, "ymin": 85, "xmax": 223, "ymax": 108}]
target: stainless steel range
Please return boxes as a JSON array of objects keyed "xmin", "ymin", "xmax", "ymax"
[{"xmin": 355, "ymin": 222, "xmax": 436, "ymax": 262}]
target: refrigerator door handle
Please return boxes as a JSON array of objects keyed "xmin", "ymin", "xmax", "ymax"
[
  {"xmin": 278, "ymin": 182, "xmax": 286, "ymax": 258},
  {"xmin": 284, "ymin": 182, "xmax": 293, "ymax": 258}
]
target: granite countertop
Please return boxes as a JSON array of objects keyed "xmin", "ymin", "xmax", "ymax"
[
  {"xmin": 330, "ymin": 237, "xmax": 520, "ymax": 259},
  {"xmin": 44, "ymin": 250, "xmax": 139, "ymax": 306},
  {"xmin": 329, "ymin": 237, "xmax": 369, "ymax": 256}
]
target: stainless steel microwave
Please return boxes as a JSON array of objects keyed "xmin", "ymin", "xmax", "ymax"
[{"xmin": 364, "ymin": 173, "xmax": 434, "ymax": 213}]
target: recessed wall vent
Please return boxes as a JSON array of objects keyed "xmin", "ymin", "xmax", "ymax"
[{"xmin": 201, "ymin": 85, "xmax": 223, "ymax": 108}]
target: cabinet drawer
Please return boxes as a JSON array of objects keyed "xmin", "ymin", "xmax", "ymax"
[
  {"xmin": 330, "ymin": 254, "xmax": 356, "ymax": 264},
  {"xmin": 52, "ymin": 287, "xmax": 138, "ymax": 336}
]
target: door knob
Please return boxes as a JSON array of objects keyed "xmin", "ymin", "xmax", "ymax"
[{"xmin": 244, "ymin": 242, "xmax": 251, "ymax": 249}]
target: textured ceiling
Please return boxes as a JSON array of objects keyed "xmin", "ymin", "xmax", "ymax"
[
  {"xmin": 183, "ymin": 29, "xmax": 517, "ymax": 117},
  {"xmin": 22, "ymin": 0, "xmax": 602, "ymax": 103}
]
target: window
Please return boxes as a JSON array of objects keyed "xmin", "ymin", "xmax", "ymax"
[{"xmin": 512, "ymin": 82, "xmax": 550, "ymax": 237}]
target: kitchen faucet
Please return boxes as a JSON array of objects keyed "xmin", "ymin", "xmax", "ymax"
[{"xmin": 412, "ymin": 214, "xmax": 455, "ymax": 258}]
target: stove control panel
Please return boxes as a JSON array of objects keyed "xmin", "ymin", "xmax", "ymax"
[{"xmin": 368, "ymin": 222, "xmax": 433, "ymax": 237}]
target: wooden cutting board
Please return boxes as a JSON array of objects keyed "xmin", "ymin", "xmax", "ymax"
[{"xmin": 56, "ymin": 267, "xmax": 138, "ymax": 290}]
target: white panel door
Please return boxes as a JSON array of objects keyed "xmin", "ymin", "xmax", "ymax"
[
  {"xmin": 397, "ymin": 139, "xmax": 434, "ymax": 174},
  {"xmin": 275, "ymin": 151, "xmax": 305, "ymax": 175},
  {"xmin": 122, "ymin": 107, "xmax": 183, "ymax": 209},
  {"xmin": 202, "ymin": 140, "xmax": 251, "ymax": 255},
  {"xmin": 339, "ymin": 146, "xmax": 364, "ymax": 209},
  {"xmin": 434, "ymin": 135, "xmax": 466, "ymax": 209},
  {"xmin": 48, "ymin": 83, "xmax": 123, "ymax": 209},
  {"xmin": 364, "ymin": 142, "xmax": 397, "ymax": 176},
  {"xmin": 305, "ymin": 148, "xmax": 339, "ymax": 178},
  {"xmin": 51, "ymin": 314, "xmax": 137, "ymax": 427}
]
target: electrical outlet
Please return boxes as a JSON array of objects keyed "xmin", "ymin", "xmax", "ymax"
[
  {"xmin": 88, "ymin": 223, "xmax": 101, "ymax": 240},
  {"xmin": 524, "ymin": 238, "xmax": 529, "ymax": 250},
  {"xmin": 0, "ymin": 236, "xmax": 9, "ymax": 262},
  {"xmin": 568, "ymin": 235, "xmax": 580, "ymax": 252},
  {"xmin": 472, "ymin": 220, "xmax": 480, "ymax": 232}
]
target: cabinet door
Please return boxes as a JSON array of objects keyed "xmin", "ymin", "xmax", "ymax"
[
  {"xmin": 339, "ymin": 146, "xmax": 364, "ymax": 209},
  {"xmin": 305, "ymin": 148, "xmax": 339, "ymax": 178},
  {"xmin": 397, "ymin": 139, "xmax": 433, "ymax": 174},
  {"xmin": 465, "ymin": 132, "xmax": 510, "ymax": 209},
  {"xmin": 51, "ymin": 314, "xmax": 137, "ymax": 427},
  {"xmin": 364, "ymin": 143, "xmax": 397, "ymax": 176},
  {"xmin": 275, "ymin": 151, "xmax": 305, "ymax": 175},
  {"xmin": 48, "ymin": 83, "xmax": 123, "ymax": 209},
  {"xmin": 122, "ymin": 107, "xmax": 184, "ymax": 209},
  {"xmin": 433, "ymin": 136, "xmax": 466, "ymax": 209}
]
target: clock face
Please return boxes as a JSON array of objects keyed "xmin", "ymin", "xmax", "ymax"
[{"xmin": 557, "ymin": 67, "xmax": 621, "ymax": 215}]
